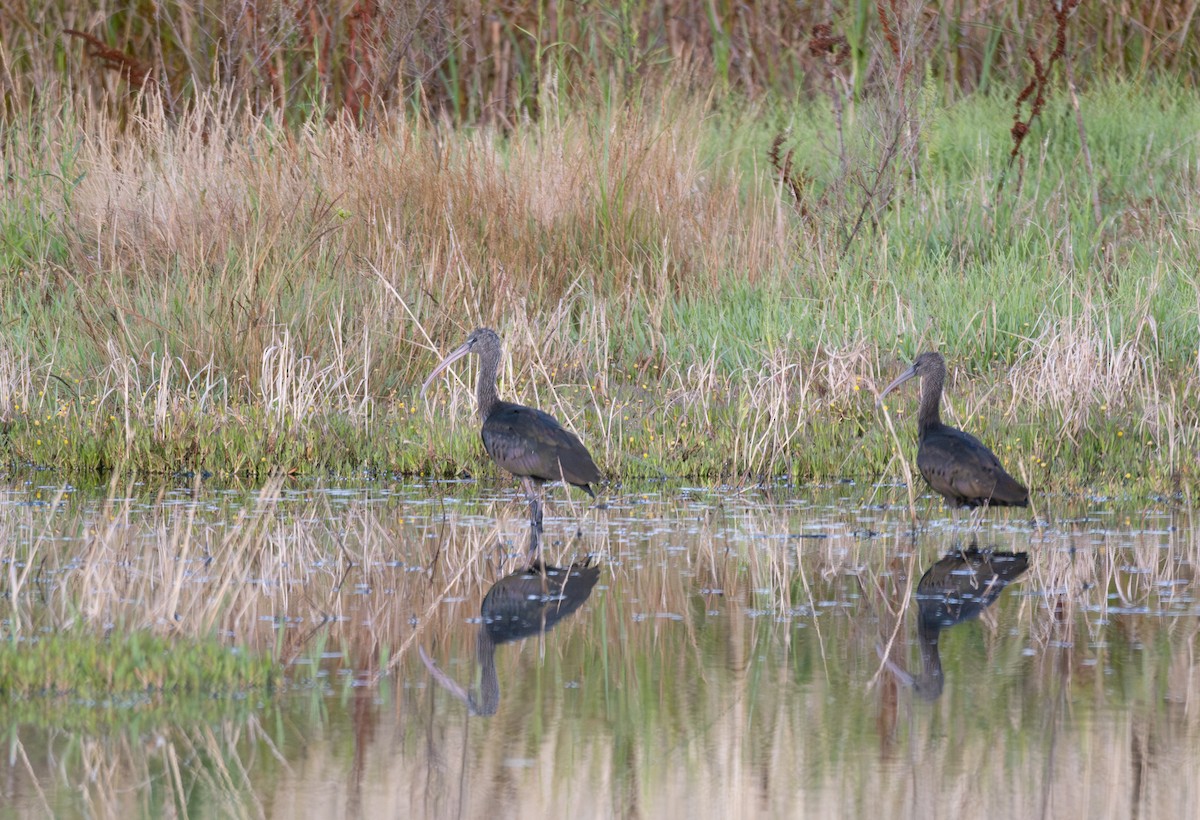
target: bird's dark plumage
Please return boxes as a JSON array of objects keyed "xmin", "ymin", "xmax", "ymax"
[
  {"xmin": 483, "ymin": 402, "xmax": 600, "ymax": 495},
  {"xmin": 421, "ymin": 328, "xmax": 601, "ymax": 551},
  {"xmin": 880, "ymin": 351, "xmax": 1028, "ymax": 508}
]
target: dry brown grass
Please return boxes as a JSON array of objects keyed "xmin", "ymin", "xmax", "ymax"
[
  {"xmin": 63, "ymin": 88, "xmax": 772, "ymax": 382},
  {"xmin": 0, "ymin": 68, "xmax": 1197, "ymax": 488},
  {"xmin": 1012, "ymin": 311, "xmax": 1158, "ymax": 428},
  {"xmin": 1007, "ymin": 293, "xmax": 1200, "ymax": 474}
]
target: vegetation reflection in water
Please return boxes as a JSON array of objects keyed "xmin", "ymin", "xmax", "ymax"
[{"xmin": 0, "ymin": 478, "xmax": 1198, "ymax": 818}]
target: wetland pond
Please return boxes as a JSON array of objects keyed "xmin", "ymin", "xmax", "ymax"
[{"xmin": 2, "ymin": 478, "xmax": 1198, "ymax": 819}]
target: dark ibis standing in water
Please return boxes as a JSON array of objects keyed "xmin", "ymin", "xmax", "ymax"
[
  {"xmin": 889, "ymin": 547, "xmax": 1029, "ymax": 700},
  {"xmin": 421, "ymin": 328, "xmax": 602, "ymax": 551},
  {"xmin": 418, "ymin": 560, "xmax": 601, "ymax": 715},
  {"xmin": 879, "ymin": 351, "xmax": 1028, "ymax": 509}
]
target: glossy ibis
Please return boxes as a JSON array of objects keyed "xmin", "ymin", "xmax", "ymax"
[
  {"xmin": 889, "ymin": 547, "xmax": 1029, "ymax": 700},
  {"xmin": 418, "ymin": 560, "xmax": 600, "ymax": 715},
  {"xmin": 421, "ymin": 328, "xmax": 602, "ymax": 551},
  {"xmin": 879, "ymin": 352, "xmax": 1028, "ymax": 509}
]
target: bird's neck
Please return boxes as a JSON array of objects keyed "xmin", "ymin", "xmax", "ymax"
[
  {"xmin": 916, "ymin": 620, "xmax": 945, "ymax": 699},
  {"xmin": 470, "ymin": 629, "xmax": 500, "ymax": 716},
  {"xmin": 918, "ymin": 366, "xmax": 944, "ymax": 434},
  {"xmin": 474, "ymin": 348, "xmax": 502, "ymax": 421}
]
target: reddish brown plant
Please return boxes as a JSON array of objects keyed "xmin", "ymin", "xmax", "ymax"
[
  {"xmin": 62, "ymin": 29, "xmax": 154, "ymax": 89},
  {"xmin": 768, "ymin": 132, "xmax": 810, "ymax": 219},
  {"xmin": 1008, "ymin": 0, "xmax": 1083, "ymax": 164}
]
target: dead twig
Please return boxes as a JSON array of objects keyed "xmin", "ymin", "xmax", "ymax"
[{"xmin": 63, "ymin": 29, "xmax": 154, "ymax": 88}]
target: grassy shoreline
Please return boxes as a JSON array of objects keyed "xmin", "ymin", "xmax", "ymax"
[
  {"xmin": 1, "ymin": 81, "xmax": 1198, "ymax": 495},
  {"xmin": 1, "ymin": 377, "xmax": 1190, "ymax": 497},
  {"xmin": 0, "ymin": 631, "xmax": 276, "ymax": 700}
]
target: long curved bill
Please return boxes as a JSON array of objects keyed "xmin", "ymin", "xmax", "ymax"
[
  {"xmin": 417, "ymin": 645, "xmax": 483, "ymax": 715},
  {"xmin": 420, "ymin": 341, "xmax": 472, "ymax": 398},
  {"xmin": 876, "ymin": 364, "xmax": 918, "ymax": 406},
  {"xmin": 875, "ymin": 642, "xmax": 915, "ymax": 687}
]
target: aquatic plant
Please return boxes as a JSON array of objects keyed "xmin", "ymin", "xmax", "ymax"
[{"xmin": 0, "ymin": 631, "xmax": 276, "ymax": 699}]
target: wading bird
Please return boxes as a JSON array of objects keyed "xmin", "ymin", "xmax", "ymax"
[
  {"xmin": 888, "ymin": 547, "xmax": 1029, "ymax": 700},
  {"xmin": 878, "ymin": 351, "xmax": 1028, "ymax": 509},
  {"xmin": 421, "ymin": 328, "xmax": 602, "ymax": 552},
  {"xmin": 418, "ymin": 560, "xmax": 600, "ymax": 715}
]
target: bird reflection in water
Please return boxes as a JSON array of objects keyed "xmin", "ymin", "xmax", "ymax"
[
  {"xmin": 419, "ymin": 559, "xmax": 601, "ymax": 716},
  {"xmin": 887, "ymin": 547, "xmax": 1029, "ymax": 700}
]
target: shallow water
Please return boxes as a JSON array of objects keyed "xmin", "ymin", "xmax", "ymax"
[{"xmin": 2, "ymin": 477, "xmax": 1198, "ymax": 819}]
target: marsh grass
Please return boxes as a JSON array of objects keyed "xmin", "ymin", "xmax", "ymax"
[
  {"xmin": 8, "ymin": 0, "xmax": 1200, "ymax": 126},
  {"xmin": 0, "ymin": 77, "xmax": 1198, "ymax": 492}
]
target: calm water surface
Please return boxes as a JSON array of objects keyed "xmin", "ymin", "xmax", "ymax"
[{"xmin": 2, "ymin": 478, "xmax": 1198, "ymax": 819}]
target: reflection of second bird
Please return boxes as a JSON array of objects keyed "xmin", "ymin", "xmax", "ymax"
[{"xmin": 420, "ymin": 560, "xmax": 601, "ymax": 716}]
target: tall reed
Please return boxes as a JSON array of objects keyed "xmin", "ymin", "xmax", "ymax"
[{"xmin": 6, "ymin": 1, "xmax": 1199, "ymax": 124}]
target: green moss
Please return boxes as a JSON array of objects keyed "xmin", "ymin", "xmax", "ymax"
[{"xmin": 0, "ymin": 631, "xmax": 277, "ymax": 700}]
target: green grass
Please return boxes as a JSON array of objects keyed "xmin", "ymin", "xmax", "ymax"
[
  {"xmin": 0, "ymin": 79, "xmax": 1197, "ymax": 494},
  {"xmin": 0, "ymin": 631, "xmax": 277, "ymax": 699}
]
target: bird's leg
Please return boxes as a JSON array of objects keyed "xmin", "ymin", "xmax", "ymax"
[
  {"xmin": 945, "ymin": 503, "xmax": 977, "ymax": 541},
  {"xmin": 525, "ymin": 518, "xmax": 541, "ymax": 557},
  {"xmin": 521, "ymin": 476, "xmax": 544, "ymax": 558}
]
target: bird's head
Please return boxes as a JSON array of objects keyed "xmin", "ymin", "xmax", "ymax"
[
  {"xmin": 877, "ymin": 350, "xmax": 945, "ymax": 406},
  {"xmin": 463, "ymin": 327, "xmax": 501, "ymax": 352},
  {"xmin": 908, "ymin": 351, "xmax": 945, "ymax": 375},
  {"xmin": 420, "ymin": 327, "xmax": 503, "ymax": 397}
]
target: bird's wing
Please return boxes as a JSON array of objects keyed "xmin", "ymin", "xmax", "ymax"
[
  {"xmin": 483, "ymin": 403, "xmax": 602, "ymax": 487},
  {"xmin": 916, "ymin": 548, "xmax": 1030, "ymax": 627},
  {"xmin": 917, "ymin": 428, "xmax": 1025, "ymax": 505},
  {"xmin": 481, "ymin": 563, "xmax": 602, "ymax": 643}
]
